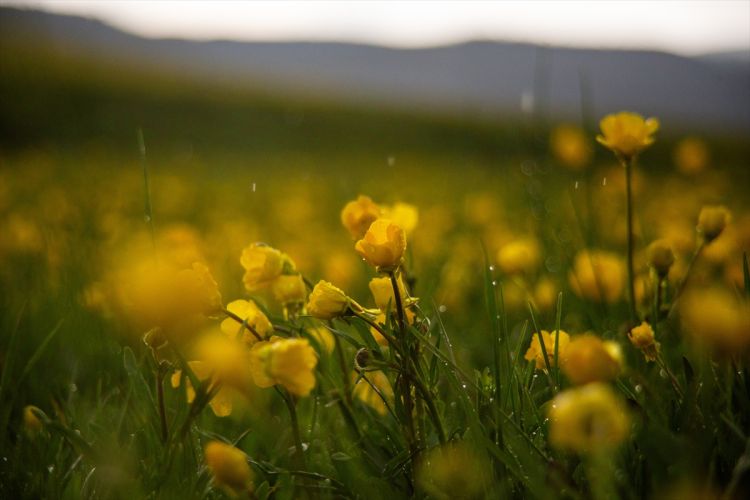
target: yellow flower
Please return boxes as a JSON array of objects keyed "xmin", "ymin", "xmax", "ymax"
[
  {"xmin": 370, "ymin": 312, "xmax": 391, "ymax": 346},
  {"xmin": 306, "ymin": 325, "xmax": 335, "ymax": 354},
  {"xmin": 170, "ymin": 361, "xmax": 234, "ymax": 417},
  {"xmin": 680, "ymin": 288, "xmax": 750, "ymax": 352},
  {"xmin": 673, "ymin": 136, "xmax": 709, "ymax": 175},
  {"xmin": 561, "ymin": 335, "xmax": 622, "ymax": 385},
  {"xmin": 220, "ymin": 299, "xmax": 272, "ymax": 345},
  {"xmin": 534, "ymin": 278, "xmax": 558, "ymax": 312},
  {"xmin": 307, "ymin": 280, "xmax": 350, "ymax": 319},
  {"xmin": 596, "ymin": 111, "xmax": 659, "ymax": 159},
  {"xmin": 240, "ymin": 243, "xmax": 289, "ymax": 292},
  {"xmin": 496, "ymin": 238, "xmax": 541, "ymax": 276},
  {"xmin": 341, "ymin": 195, "xmax": 381, "ymax": 239},
  {"xmin": 646, "ymin": 239, "xmax": 675, "ymax": 277},
  {"xmin": 524, "ymin": 330, "xmax": 570, "ymax": 370},
  {"xmin": 550, "ymin": 124, "xmax": 592, "ymax": 170},
  {"xmin": 369, "ymin": 275, "xmax": 409, "ymax": 311},
  {"xmin": 628, "ymin": 321, "xmax": 660, "ymax": 362},
  {"xmin": 382, "ymin": 202, "xmax": 419, "ymax": 235},
  {"xmin": 204, "ymin": 441, "xmax": 254, "ymax": 496},
  {"xmin": 352, "ymin": 370, "xmax": 394, "ymax": 415},
  {"xmin": 548, "ymin": 383, "xmax": 630, "ymax": 453},
  {"xmin": 178, "ymin": 262, "xmax": 223, "ymax": 316},
  {"xmin": 568, "ymin": 250, "xmax": 625, "ymax": 304},
  {"xmin": 355, "ymin": 219, "xmax": 407, "ymax": 270},
  {"xmin": 194, "ymin": 334, "xmax": 255, "ymax": 396},
  {"xmin": 416, "ymin": 443, "xmax": 490, "ymax": 500},
  {"xmin": 697, "ymin": 205, "xmax": 731, "ymax": 243},
  {"xmin": 271, "ymin": 274, "xmax": 307, "ymax": 305},
  {"xmin": 251, "ymin": 338, "xmax": 318, "ymax": 396},
  {"xmin": 23, "ymin": 405, "xmax": 44, "ymax": 436}
]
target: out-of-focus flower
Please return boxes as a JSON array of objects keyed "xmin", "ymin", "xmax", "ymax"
[
  {"xmin": 673, "ymin": 137, "xmax": 710, "ymax": 175},
  {"xmin": 697, "ymin": 205, "xmax": 731, "ymax": 243},
  {"xmin": 341, "ymin": 195, "xmax": 381, "ymax": 239},
  {"xmin": 382, "ymin": 202, "xmax": 419, "ymax": 235},
  {"xmin": 194, "ymin": 334, "xmax": 255, "ymax": 396},
  {"xmin": 240, "ymin": 243, "xmax": 291, "ymax": 292},
  {"xmin": 496, "ymin": 238, "xmax": 541, "ymax": 276},
  {"xmin": 568, "ymin": 250, "xmax": 625, "ymax": 304},
  {"xmin": 307, "ymin": 280, "xmax": 351, "ymax": 319},
  {"xmin": 597, "ymin": 111, "xmax": 659, "ymax": 159},
  {"xmin": 369, "ymin": 275, "xmax": 411, "ymax": 311},
  {"xmin": 561, "ymin": 335, "xmax": 622, "ymax": 385},
  {"xmin": 534, "ymin": 278, "xmax": 558, "ymax": 312},
  {"xmin": 306, "ymin": 325, "xmax": 335, "ymax": 354},
  {"xmin": 550, "ymin": 124, "xmax": 592, "ymax": 170},
  {"xmin": 204, "ymin": 441, "xmax": 254, "ymax": 496},
  {"xmin": 271, "ymin": 274, "xmax": 307, "ymax": 306},
  {"xmin": 369, "ymin": 312, "xmax": 391, "ymax": 346},
  {"xmin": 525, "ymin": 330, "xmax": 570, "ymax": 370},
  {"xmin": 176, "ymin": 262, "xmax": 223, "ymax": 316},
  {"xmin": 647, "ymin": 239, "xmax": 675, "ymax": 278},
  {"xmin": 548, "ymin": 383, "xmax": 630, "ymax": 453},
  {"xmin": 680, "ymin": 288, "xmax": 750, "ymax": 352},
  {"xmin": 251, "ymin": 338, "xmax": 318, "ymax": 397},
  {"xmin": 416, "ymin": 442, "xmax": 491, "ymax": 500},
  {"xmin": 171, "ymin": 361, "xmax": 234, "ymax": 417},
  {"xmin": 23, "ymin": 405, "xmax": 44, "ymax": 436},
  {"xmin": 220, "ymin": 299, "xmax": 273, "ymax": 345},
  {"xmin": 322, "ymin": 250, "xmax": 359, "ymax": 290},
  {"xmin": 352, "ymin": 370, "xmax": 393, "ymax": 416},
  {"xmin": 628, "ymin": 321, "xmax": 660, "ymax": 362},
  {"xmin": 355, "ymin": 219, "xmax": 407, "ymax": 271}
]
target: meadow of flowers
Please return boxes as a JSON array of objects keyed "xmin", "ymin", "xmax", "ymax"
[{"xmin": 1, "ymin": 45, "xmax": 749, "ymax": 499}]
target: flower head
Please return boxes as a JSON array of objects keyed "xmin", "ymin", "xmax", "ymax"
[
  {"xmin": 416, "ymin": 443, "xmax": 491, "ymax": 500},
  {"xmin": 680, "ymin": 288, "xmax": 750, "ymax": 352},
  {"xmin": 697, "ymin": 205, "xmax": 731, "ymax": 243},
  {"xmin": 496, "ymin": 238, "xmax": 541, "ymax": 276},
  {"xmin": 251, "ymin": 338, "xmax": 318, "ymax": 396},
  {"xmin": 23, "ymin": 405, "xmax": 44, "ymax": 436},
  {"xmin": 550, "ymin": 124, "xmax": 592, "ymax": 170},
  {"xmin": 355, "ymin": 219, "xmax": 407, "ymax": 271},
  {"xmin": 647, "ymin": 239, "xmax": 675, "ymax": 277},
  {"xmin": 171, "ymin": 360, "xmax": 235, "ymax": 417},
  {"xmin": 673, "ymin": 136, "xmax": 709, "ymax": 175},
  {"xmin": 240, "ymin": 243, "xmax": 291, "ymax": 292},
  {"xmin": 204, "ymin": 441, "xmax": 254, "ymax": 496},
  {"xmin": 597, "ymin": 111, "xmax": 659, "ymax": 159},
  {"xmin": 568, "ymin": 250, "xmax": 625, "ymax": 304},
  {"xmin": 561, "ymin": 335, "xmax": 622, "ymax": 385},
  {"xmin": 220, "ymin": 299, "xmax": 272, "ymax": 345},
  {"xmin": 271, "ymin": 274, "xmax": 307, "ymax": 306},
  {"xmin": 524, "ymin": 330, "xmax": 570, "ymax": 370},
  {"xmin": 307, "ymin": 280, "xmax": 350, "ymax": 319},
  {"xmin": 628, "ymin": 321, "xmax": 660, "ymax": 362},
  {"xmin": 341, "ymin": 195, "xmax": 381, "ymax": 239},
  {"xmin": 382, "ymin": 202, "xmax": 419, "ymax": 235}
]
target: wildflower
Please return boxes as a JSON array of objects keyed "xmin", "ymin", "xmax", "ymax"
[
  {"xmin": 596, "ymin": 111, "xmax": 659, "ymax": 159},
  {"xmin": 525, "ymin": 330, "xmax": 570, "ymax": 370},
  {"xmin": 307, "ymin": 280, "xmax": 350, "ymax": 319},
  {"xmin": 496, "ymin": 238, "xmax": 541, "ymax": 276},
  {"xmin": 548, "ymin": 383, "xmax": 630, "ymax": 453},
  {"xmin": 204, "ymin": 441, "xmax": 254, "ymax": 496},
  {"xmin": 369, "ymin": 275, "xmax": 416, "ymax": 312},
  {"xmin": 23, "ymin": 405, "xmax": 44, "ymax": 436},
  {"xmin": 194, "ymin": 334, "xmax": 255, "ymax": 396},
  {"xmin": 416, "ymin": 442, "xmax": 490, "ymax": 500},
  {"xmin": 382, "ymin": 202, "xmax": 419, "ymax": 235},
  {"xmin": 220, "ymin": 299, "xmax": 272, "ymax": 345},
  {"xmin": 251, "ymin": 338, "xmax": 318, "ymax": 397},
  {"xmin": 355, "ymin": 219, "xmax": 407, "ymax": 271},
  {"xmin": 673, "ymin": 137, "xmax": 709, "ymax": 175},
  {"xmin": 306, "ymin": 325, "xmax": 335, "ymax": 354},
  {"xmin": 171, "ymin": 361, "xmax": 234, "ymax": 417},
  {"xmin": 341, "ymin": 195, "xmax": 381, "ymax": 239},
  {"xmin": 568, "ymin": 250, "xmax": 625, "ymax": 304},
  {"xmin": 176, "ymin": 262, "xmax": 223, "ymax": 317},
  {"xmin": 550, "ymin": 124, "xmax": 592, "ymax": 170},
  {"xmin": 680, "ymin": 288, "xmax": 750, "ymax": 352},
  {"xmin": 240, "ymin": 243, "xmax": 290, "ymax": 292},
  {"xmin": 646, "ymin": 239, "xmax": 675, "ymax": 278},
  {"xmin": 271, "ymin": 274, "xmax": 307, "ymax": 306},
  {"xmin": 369, "ymin": 312, "xmax": 391, "ymax": 346},
  {"xmin": 697, "ymin": 205, "xmax": 731, "ymax": 243},
  {"xmin": 628, "ymin": 321, "xmax": 660, "ymax": 362},
  {"xmin": 534, "ymin": 278, "xmax": 557, "ymax": 312},
  {"xmin": 562, "ymin": 335, "xmax": 622, "ymax": 385},
  {"xmin": 352, "ymin": 370, "xmax": 393, "ymax": 416}
]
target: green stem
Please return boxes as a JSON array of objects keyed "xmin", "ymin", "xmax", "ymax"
[
  {"xmin": 222, "ymin": 307, "xmax": 263, "ymax": 342},
  {"xmin": 624, "ymin": 156, "xmax": 638, "ymax": 323},
  {"xmin": 278, "ymin": 387, "xmax": 306, "ymax": 469},
  {"xmin": 156, "ymin": 363, "xmax": 168, "ymax": 443},
  {"xmin": 332, "ymin": 332, "xmax": 353, "ymax": 405},
  {"xmin": 667, "ymin": 241, "xmax": 706, "ymax": 319}
]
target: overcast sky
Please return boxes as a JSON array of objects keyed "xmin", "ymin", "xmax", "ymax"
[{"xmin": 5, "ymin": 0, "xmax": 750, "ymax": 55}]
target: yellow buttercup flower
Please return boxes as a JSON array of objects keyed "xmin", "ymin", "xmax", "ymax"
[
  {"xmin": 550, "ymin": 124, "xmax": 592, "ymax": 170},
  {"xmin": 496, "ymin": 238, "xmax": 541, "ymax": 276},
  {"xmin": 171, "ymin": 361, "xmax": 234, "ymax": 417},
  {"xmin": 628, "ymin": 321, "xmax": 660, "ymax": 362},
  {"xmin": 23, "ymin": 405, "xmax": 44, "ymax": 436},
  {"xmin": 204, "ymin": 441, "xmax": 254, "ymax": 496},
  {"xmin": 194, "ymin": 334, "xmax": 255, "ymax": 396},
  {"xmin": 673, "ymin": 136, "xmax": 709, "ymax": 175},
  {"xmin": 697, "ymin": 205, "xmax": 731, "ymax": 243},
  {"xmin": 306, "ymin": 325, "xmax": 335, "ymax": 354},
  {"xmin": 355, "ymin": 219, "xmax": 407, "ymax": 271},
  {"xmin": 524, "ymin": 330, "xmax": 570, "ymax": 370},
  {"xmin": 416, "ymin": 442, "xmax": 491, "ymax": 500},
  {"xmin": 533, "ymin": 278, "xmax": 558, "ymax": 312},
  {"xmin": 176, "ymin": 262, "xmax": 223, "ymax": 316},
  {"xmin": 220, "ymin": 299, "xmax": 272, "ymax": 345},
  {"xmin": 568, "ymin": 250, "xmax": 625, "ymax": 304},
  {"xmin": 680, "ymin": 288, "xmax": 750, "ymax": 352},
  {"xmin": 382, "ymin": 202, "xmax": 419, "ymax": 235},
  {"xmin": 561, "ymin": 335, "xmax": 622, "ymax": 385},
  {"xmin": 548, "ymin": 383, "xmax": 630, "ymax": 453},
  {"xmin": 307, "ymin": 280, "xmax": 351, "ymax": 319},
  {"xmin": 647, "ymin": 239, "xmax": 675, "ymax": 277},
  {"xmin": 271, "ymin": 274, "xmax": 307, "ymax": 306},
  {"xmin": 341, "ymin": 195, "xmax": 381, "ymax": 239},
  {"xmin": 240, "ymin": 243, "xmax": 290, "ymax": 292},
  {"xmin": 597, "ymin": 111, "xmax": 659, "ymax": 159},
  {"xmin": 369, "ymin": 312, "xmax": 391, "ymax": 346},
  {"xmin": 352, "ymin": 370, "xmax": 393, "ymax": 415},
  {"xmin": 251, "ymin": 338, "xmax": 318, "ymax": 397}
]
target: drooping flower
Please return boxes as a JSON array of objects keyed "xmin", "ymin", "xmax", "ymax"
[
  {"xmin": 307, "ymin": 280, "xmax": 351, "ymax": 320},
  {"xmin": 204, "ymin": 441, "xmax": 254, "ymax": 496},
  {"xmin": 220, "ymin": 299, "xmax": 272, "ymax": 345},
  {"xmin": 568, "ymin": 250, "xmax": 625, "ymax": 304},
  {"xmin": 251, "ymin": 338, "xmax": 318, "ymax": 397},
  {"xmin": 561, "ymin": 335, "xmax": 622, "ymax": 385},
  {"xmin": 524, "ymin": 330, "xmax": 570, "ymax": 370},
  {"xmin": 596, "ymin": 111, "xmax": 659, "ymax": 159},
  {"xmin": 341, "ymin": 195, "xmax": 381, "ymax": 239},
  {"xmin": 355, "ymin": 219, "xmax": 406, "ymax": 271},
  {"xmin": 628, "ymin": 321, "xmax": 660, "ymax": 362}
]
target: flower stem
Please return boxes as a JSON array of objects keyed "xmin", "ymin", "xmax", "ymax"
[
  {"xmin": 222, "ymin": 307, "xmax": 263, "ymax": 342},
  {"xmin": 156, "ymin": 362, "xmax": 168, "ymax": 443},
  {"xmin": 624, "ymin": 156, "xmax": 638, "ymax": 324},
  {"xmin": 667, "ymin": 240, "xmax": 705, "ymax": 319},
  {"xmin": 277, "ymin": 387, "xmax": 306, "ymax": 469}
]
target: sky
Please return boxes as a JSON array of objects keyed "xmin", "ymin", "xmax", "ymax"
[{"xmin": 5, "ymin": 0, "xmax": 750, "ymax": 56}]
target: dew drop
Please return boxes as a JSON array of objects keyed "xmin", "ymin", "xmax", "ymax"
[
  {"xmin": 602, "ymin": 177, "xmax": 607, "ymax": 186},
  {"xmin": 438, "ymin": 305, "xmax": 447, "ymax": 313},
  {"xmin": 635, "ymin": 384, "xmax": 643, "ymax": 393},
  {"xmin": 574, "ymin": 181, "xmax": 579, "ymax": 190},
  {"xmin": 251, "ymin": 182, "xmax": 256, "ymax": 192}
]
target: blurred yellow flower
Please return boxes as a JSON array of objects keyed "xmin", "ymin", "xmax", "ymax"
[
  {"xmin": 171, "ymin": 361, "xmax": 234, "ymax": 417},
  {"xmin": 646, "ymin": 239, "xmax": 675, "ymax": 277},
  {"xmin": 628, "ymin": 321, "xmax": 660, "ymax": 362},
  {"xmin": 368, "ymin": 275, "xmax": 411, "ymax": 311},
  {"xmin": 382, "ymin": 202, "xmax": 419, "ymax": 235},
  {"xmin": 370, "ymin": 312, "xmax": 391, "ymax": 346},
  {"xmin": 416, "ymin": 442, "xmax": 490, "ymax": 500},
  {"xmin": 23, "ymin": 405, "xmax": 44, "ymax": 436},
  {"xmin": 307, "ymin": 280, "xmax": 350, "ymax": 319},
  {"xmin": 220, "ymin": 299, "xmax": 273, "ymax": 345},
  {"xmin": 355, "ymin": 219, "xmax": 407, "ymax": 270},
  {"xmin": 271, "ymin": 274, "xmax": 307, "ymax": 306},
  {"xmin": 561, "ymin": 335, "xmax": 622, "ymax": 385},
  {"xmin": 341, "ymin": 194, "xmax": 381, "ymax": 239},
  {"xmin": 697, "ymin": 205, "xmax": 731, "ymax": 243},
  {"xmin": 177, "ymin": 262, "xmax": 223, "ymax": 316},
  {"xmin": 534, "ymin": 278, "xmax": 558, "ymax": 312},
  {"xmin": 568, "ymin": 250, "xmax": 625, "ymax": 304},
  {"xmin": 240, "ymin": 243, "xmax": 288, "ymax": 292},
  {"xmin": 204, "ymin": 441, "xmax": 254, "ymax": 496},
  {"xmin": 680, "ymin": 288, "xmax": 750, "ymax": 352},
  {"xmin": 549, "ymin": 383, "xmax": 630, "ymax": 453},
  {"xmin": 352, "ymin": 370, "xmax": 393, "ymax": 415},
  {"xmin": 194, "ymin": 334, "xmax": 255, "ymax": 396},
  {"xmin": 597, "ymin": 111, "xmax": 659, "ymax": 159},
  {"xmin": 550, "ymin": 124, "xmax": 592, "ymax": 170},
  {"xmin": 496, "ymin": 238, "xmax": 541, "ymax": 276},
  {"xmin": 525, "ymin": 330, "xmax": 569, "ymax": 370},
  {"xmin": 251, "ymin": 338, "xmax": 318, "ymax": 396},
  {"xmin": 673, "ymin": 136, "xmax": 709, "ymax": 175},
  {"xmin": 306, "ymin": 325, "xmax": 335, "ymax": 354}
]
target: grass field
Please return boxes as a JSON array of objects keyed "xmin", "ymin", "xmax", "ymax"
[{"xmin": 1, "ymin": 35, "xmax": 749, "ymax": 499}]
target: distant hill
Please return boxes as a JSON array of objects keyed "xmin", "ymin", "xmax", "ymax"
[{"xmin": 1, "ymin": 6, "xmax": 749, "ymax": 133}]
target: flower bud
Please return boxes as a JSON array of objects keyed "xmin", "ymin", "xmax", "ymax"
[
  {"xmin": 647, "ymin": 239, "xmax": 675, "ymax": 277},
  {"xmin": 697, "ymin": 205, "xmax": 730, "ymax": 243},
  {"xmin": 306, "ymin": 280, "xmax": 350, "ymax": 319},
  {"xmin": 354, "ymin": 348, "xmax": 371, "ymax": 371},
  {"xmin": 355, "ymin": 219, "xmax": 406, "ymax": 271},
  {"xmin": 628, "ymin": 321, "xmax": 660, "ymax": 362}
]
